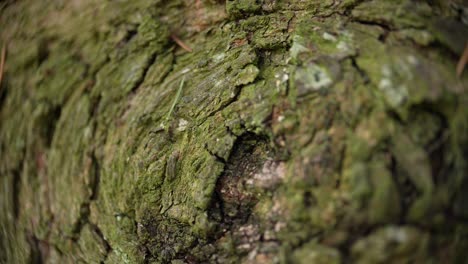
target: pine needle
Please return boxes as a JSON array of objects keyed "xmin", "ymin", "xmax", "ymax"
[
  {"xmin": 158, "ymin": 77, "xmax": 186, "ymax": 133},
  {"xmin": 166, "ymin": 76, "xmax": 185, "ymax": 122}
]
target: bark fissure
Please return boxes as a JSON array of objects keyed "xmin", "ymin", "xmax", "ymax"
[
  {"xmin": 89, "ymin": 222, "xmax": 113, "ymax": 263},
  {"xmin": 70, "ymin": 152, "xmax": 102, "ymax": 241},
  {"xmin": 12, "ymin": 166, "xmax": 22, "ymax": 220},
  {"xmin": 129, "ymin": 52, "xmax": 159, "ymax": 94}
]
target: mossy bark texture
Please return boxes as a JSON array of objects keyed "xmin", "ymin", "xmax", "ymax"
[{"xmin": 1, "ymin": 0, "xmax": 468, "ymax": 263}]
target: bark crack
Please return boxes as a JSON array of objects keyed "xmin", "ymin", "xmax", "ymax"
[
  {"xmin": 199, "ymin": 73, "xmax": 261, "ymax": 128},
  {"xmin": 89, "ymin": 222, "xmax": 113, "ymax": 263},
  {"xmin": 350, "ymin": 56, "xmax": 370, "ymax": 84},
  {"xmin": 129, "ymin": 52, "xmax": 159, "ymax": 94},
  {"xmin": 70, "ymin": 152, "xmax": 101, "ymax": 241}
]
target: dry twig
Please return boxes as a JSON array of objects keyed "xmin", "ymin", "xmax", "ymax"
[
  {"xmin": 171, "ymin": 34, "xmax": 193, "ymax": 53},
  {"xmin": 457, "ymin": 42, "xmax": 468, "ymax": 77},
  {"xmin": 0, "ymin": 44, "xmax": 6, "ymax": 87}
]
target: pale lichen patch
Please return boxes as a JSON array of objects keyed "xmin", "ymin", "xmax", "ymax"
[
  {"xmin": 295, "ymin": 63, "xmax": 333, "ymax": 96},
  {"xmin": 176, "ymin": 118, "xmax": 188, "ymax": 132}
]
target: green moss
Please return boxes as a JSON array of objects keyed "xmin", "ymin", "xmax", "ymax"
[
  {"xmin": 292, "ymin": 242, "xmax": 342, "ymax": 264},
  {"xmin": 351, "ymin": 226, "xmax": 430, "ymax": 263},
  {"xmin": 226, "ymin": 0, "xmax": 261, "ymax": 18},
  {"xmin": 351, "ymin": 0, "xmax": 432, "ymax": 28},
  {"xmin": 1, "ymin": 0, "xmax": 467, "ymax": 263},
  {"xmin": 75, "ymin": 224, "xmax": 109, "ymax": 263},
  {"xmin": 391, "ymin": 129, "xmax": 433, "ymax": 222}
]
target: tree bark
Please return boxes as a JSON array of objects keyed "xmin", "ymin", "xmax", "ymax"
[{"xmin": 1, "ymin": 0, "xmax": 468, "ymax": 263}]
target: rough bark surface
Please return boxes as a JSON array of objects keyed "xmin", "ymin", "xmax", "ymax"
[{"xmin": 1, "ymin": 0, "xmax": 468, "ymax": 263}]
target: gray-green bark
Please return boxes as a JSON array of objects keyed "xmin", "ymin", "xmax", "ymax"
[{"xmin": 1, "ymin": 0, "xmax": 468, "ymax": 263}]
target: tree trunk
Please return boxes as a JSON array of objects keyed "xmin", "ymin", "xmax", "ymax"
[{"xmin": 1, "ymin": 0, "xmax": 468, "ymax": 263}]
